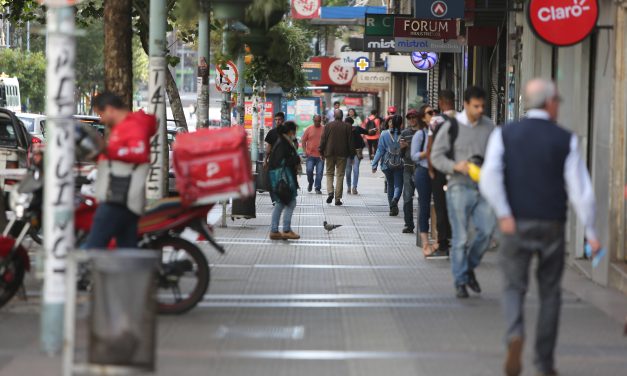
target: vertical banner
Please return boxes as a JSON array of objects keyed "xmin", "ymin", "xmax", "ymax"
[
  {"xmin": 291, "ymin": 0, "xmax": 320, "ymax": 19},
  {"xmin": 147, "ymin": 56, "xmax": 167, "ymax": 199},
  {"xmin": 41, "ymin": 5, "xmax": 75, "ymax": 355}
]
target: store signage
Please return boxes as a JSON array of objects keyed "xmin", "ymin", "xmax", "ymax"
[
  {"xmin": 395, "ymin": 37, "xmax": 463, "ymax": 52},
  {"xmin": 385, "ymin": 55, "xmax": 431, "ymax": 73},
  {"xmin": 355, "ymin": 72, "xmax": 391, "ymax": 85},
  {"xmin": 354, "ymin": 57, "xmax": 371, "ymax": 72},
  {"xmin": 291, "ymin": 0, "xmax": 320, "ymax": 19},
  {"xmin": 527, "ymin": 0, "xmax": 598, "ymax": 46},
  {"xmin": 394, "ymin": 17, "xmax": 458, "ymax": 40},
  {"xmin": 414, "ymin": 0, "xmax": 464, "ymax": 19},
  {"xmin": 363, "ymin": 36, "xmax": 396, "ymax": 52},
  {"xmin": 365, "ymin": 13, "xmax": 395, "ymax": 36},
  {"xmin": 302, "ymin": 62, "xmax": 322, "ymax": 81},
  {"xmin": 339, "ymin": 51, "xmax": 367, "ymax": 68},
  {"xmin": 328, "ymin": 59, "xmax": 355, "ymax": 85}
]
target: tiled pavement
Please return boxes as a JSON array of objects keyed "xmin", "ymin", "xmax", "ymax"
[{"xmin": 0, "ymin": 163, "xmax": 626, "ymax": 375}]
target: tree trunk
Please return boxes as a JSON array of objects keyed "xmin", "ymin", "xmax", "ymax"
[
  {"xmin": 104, "ymin": 0, "xmax": 133, "ymax": 108},
  {"xmin": 165, "ymin": 67, "xmax": 188, "ymax": 130}
]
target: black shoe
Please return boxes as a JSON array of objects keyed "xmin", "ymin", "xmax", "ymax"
[
  {"xmin": 307, "ymin": 183, "xmax": 313, "ymax": 192},
  {"xmin": 315, "ymin": 189, "xmax": 322, "ymax": 195},
  {"xmin": 326, "ymin": 194, "xmax": 334, "ymax": 204},
  {"xmin": 467, "ymin": 270, "xmax": 482, "ymax": 293},
  {"xmin": 335, "ymin": 200, "xmax": 343, "ymax": 206},
  {"xmin": 425, "ymin": 249, "xmax": 449, "ymax": 259},
  {"xmin": 456, "ymin": 285, "xmax": 469, "ymax": 299},
  {"xmin": 390, "ymin": 206, "xmax": 399, "ymax": 216},
  {"xmin": 402, "ymin": 227, "xmax": 414, "ymax": 234}
]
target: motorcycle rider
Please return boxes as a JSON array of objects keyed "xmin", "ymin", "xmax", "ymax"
[{"xmin": 84, "ymin": 92, "xmax": 157, "ymax": 248}]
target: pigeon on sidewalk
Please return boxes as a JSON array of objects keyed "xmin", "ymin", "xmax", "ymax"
[{"xmin": 323, "ymin": 221, "xmax": 342, "ymax": 232}]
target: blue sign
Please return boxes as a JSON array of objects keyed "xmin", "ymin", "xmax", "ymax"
[
  {"xmin": 354, "ymin": 57, "xmax": 371, "ymax": 72},
  {"xmin": 414, "ymin": 0, "xmax": 464, "ymax": 19}
]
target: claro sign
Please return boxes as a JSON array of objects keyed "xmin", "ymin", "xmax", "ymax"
[{"xmin": 528, "ymin": 0, "xmax": 598, "ymax": 46}]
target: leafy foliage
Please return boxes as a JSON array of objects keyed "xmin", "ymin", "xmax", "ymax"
[{"xmin": 0, "ymin": 48, "xmax": 46, "ymax": 112}]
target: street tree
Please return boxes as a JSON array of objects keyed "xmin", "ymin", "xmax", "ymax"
[
  {"xmin": 0, "ymin": 48, "xmax": 45, "ymax": 112},
  {"xmin": 104, "ymin": 0, "xmax": 133, "ymax": 108}
]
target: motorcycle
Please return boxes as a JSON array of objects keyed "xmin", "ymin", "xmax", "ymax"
[{"xmin": 0, "ymin": 127, "xmax": 226, "ymax": 314}]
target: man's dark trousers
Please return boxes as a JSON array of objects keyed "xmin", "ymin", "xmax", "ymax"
[
  {"xmin": 432, "ymin": 171, "xmax": 451, "ymax": 249},
  {"xmin": 402, "ymin": 165, "xmax": 416, "ymax": 230},
  {"xmin": 499, "ymin": 220, "xmax": 565, "ymax": 374},
  {"xmin": 84, "ymin": 203, "xmax": 140, "ymax": 248}
]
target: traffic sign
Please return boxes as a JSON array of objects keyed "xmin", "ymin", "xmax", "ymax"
[
  {"xmin": 527, "ymin": 0, "xmax": 598, "ymax": 46},
  {"xmin": 215, "ymin": 60, "xmax": 239, "ymax": 93},
  {"xmin": 355, "ymin": 57, "xmax": 371, "ymax": 72}
]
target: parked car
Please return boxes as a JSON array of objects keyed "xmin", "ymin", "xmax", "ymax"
[
  {"xmin": 16, "ymin": 113, "xmax": 46, "ymax": 141},
  {"xmin": 0, "ymin": 108, "xmax": 32, "ymax": 197}
]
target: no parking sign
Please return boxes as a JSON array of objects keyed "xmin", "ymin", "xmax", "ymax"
[{"xmin": 216, "ymin": 61, "xmax": 239, "ymax": 93}]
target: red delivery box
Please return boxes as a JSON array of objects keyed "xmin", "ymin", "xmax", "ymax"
[{"xmin": 173, "ymin": 126, "xmax": 254, "ymax": 206}]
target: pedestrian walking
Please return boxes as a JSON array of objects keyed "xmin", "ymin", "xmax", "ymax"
[
  {"xmin": 480, "ymin": 79, "xmax": 601, "ymax": 376},
  {"xmin": 85, "ymin": 92, "xmax": 157, "ymax": 248},
  {"xmin": 409, "ymin": 106, "xmax": 437, "ymax": 257},
  {"xmin": 427, "ymin": 90, "xmax": 456, "ymax": 257},
  {"xmin": 319, "ymin": 109, "xmax": 354, "ymax": 206},
  {"xmin": 268, "ymin": 121, "xmax": 301, "ymax": 240},
  {"xmin": 301, "ymin": 115, "xmax": 324, "ymax": 194},
  {"xmin": 398, "ymin": 108, "xmax": 420, "ymax": 233},
  {"xmin": 263, "ymin": 112, "xmax": 286, "ymax": 168},
  {"xmin": 347, "ymin": 108, "xmax": 362, "ymax": 126},
  {"xmin": 364, "ymin": 110, "xmax": 382, "ymax": 160},
  {"xmin": 430, "ymin": 86, "xmax": 496, "ymax": 299},
  {"xmin": 326, "ymin": 101, "xmax": 340, "ymax": 124},
  {"xmin": 345, "ymin": 117, "xmax": 368, "ymax": 195},
  {"xmin": 372, "ymin": 114, "xmax": 404, "ymax": 216}
]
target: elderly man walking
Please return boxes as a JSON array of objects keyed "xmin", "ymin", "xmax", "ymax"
[
  {"xmin": 319, "ymin": 109, "xmax": 354, "ymax": 206},
  {"xmin": 480, "ymin": 78, "xmax": 601, "ymax": 376}
]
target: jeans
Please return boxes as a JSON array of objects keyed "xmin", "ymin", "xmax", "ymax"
[
  {"xmin": 306, "ymin": 156, "xmax": 324, "ymax": 191},
  {"xmin": 446, "ymin": 184, "xmax": 496, "ymax": 287},
  {"xmin": 345, "ymin": 156, "xmax": 361, "ymax": 189},
  {"xmin": 383, "ymin": 168, "xmax": 403, "ymax": 206},
  {"xmin": 367, "ymin": 139, "xmax": 378, "ymax": 159},
  {"xmin": 414, "ymin": 166, "xmax": 432, "ymax": 233},
  {"xmin": 84, "ymin": 203, "xmax": 139, "ymax": 248},
  {"xmin": 271, "ymin": 199, "xmax": 296, "ymax": 233},
  {"xmin": 499, "ymin": 220, "xmax": 565, "ymax": 374},
  {"xmin": 402, "ymin": 165, "xmax": 416, "ymax": 229},
  {"xmin": 432, "ymin": 171, "xmax": 451, "ymax": 250},
  {"xmin": 325, "ymin": 156, "xmax": 347, "ymax": 199}
]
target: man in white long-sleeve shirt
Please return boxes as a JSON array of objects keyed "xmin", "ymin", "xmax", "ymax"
[{"xmin": 479, "ymin": 78, "xmax": 602, "ymax": 376}]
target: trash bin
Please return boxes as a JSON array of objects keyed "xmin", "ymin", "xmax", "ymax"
[{"xmin": 88, "ymin": 249, "xmax": 160, "ymax": 371}]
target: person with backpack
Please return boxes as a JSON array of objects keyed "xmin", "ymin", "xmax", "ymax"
[
  {"xmin": 372, "ymin": 114, "xmax": 404, "ymax": 216},
  {"xmin": 268, "ymin": 121, "xmax": 301, "ymax": 240},
  {"xmin": 430, "ymin": 86, "xmax": 496, "ymax": 299},
  {"xmin": 364, "ymin": 110, "xmax": 382, "ymax": 160},
  {"xmin": 426, "ymin": 90, "xmax": 457, "ymax": 258},
  {"xmin": 409, "ymin": 106, "xmax": 437, "ymax": 257}
]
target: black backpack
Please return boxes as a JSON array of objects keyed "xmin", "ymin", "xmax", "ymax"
[{"xmin": 365, "ymin": 117, "xmax": 378, "ymax": 135}]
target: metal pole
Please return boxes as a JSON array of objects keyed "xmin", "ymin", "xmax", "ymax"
[
  {"xmin": 41, "ymin": 4, "xmax": 75, "ymax": 356},
  {"xmin": 236, "ymin": 53, "xmax": 245, "ymax": 126},
  {"xmin": 196, "ymin": 11, "xmax": 210, "ymax": 128},
  {"xmin": 220, "ymin": 24, "xmax": 231, "ymax": 127},
  {"xmin": 146, "ymin": 0, "xmax": 168, "ymax": 200},
  {"xmin": 251, "ymin": 83, "xmax": 259, "ymax": 161},
  {"xmin": 26, "ymin": 21, "xmax": 30, "ymax": 52}
]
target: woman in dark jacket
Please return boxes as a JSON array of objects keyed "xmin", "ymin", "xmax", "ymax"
[
  {"xmin": 268, "ymin": 121, "xmax": 300, "ymax": 240},
  {"xmin": 344, "ymin": 117, "xmax": 368, "ymax": 195}
]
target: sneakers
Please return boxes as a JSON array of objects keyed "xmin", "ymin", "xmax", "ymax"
[
  {"xmin": 425, "ymin": 249, "xmax": 449, "ymax": 259},
  {"xmin": 467, "ymin": 270, "xmax": 482, "ymax": 293},
  {"xmin": 282, "ymin": 231, "xmax": 301, "ymax": 240},
  {"xmin": 326, "ymin": 194, "xmax": 334, "ymax": 204},
  {"xmin": 269, "ymin": 232, "xmax": 284, "ymax": 240},
  {"xmin": 315, "ymin": 189, "xmax": 322, "ymax": 194},
  {"xmin": 402, "ymin": 227, "xmax": 414, "ymax": 234},
  {"xmin": 335, "ymin": 200, "xmax": 343, "ymax": 206},
  {"xmin": 504, "ymin": 336, "xmax": 524, "ymax": 376},
  {"xmin": 456, "ymin": 285, "xmax": 469, "ymax": 299},
  {"xmin": 352, "ymin": 188, "xmax": 358, "ymax": 195}
]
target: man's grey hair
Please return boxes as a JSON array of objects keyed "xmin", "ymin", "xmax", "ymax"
[
  {"xmin": 334, "ymin": 109, "xmax": 344, "ymax": 120},
  {"xmin": 524, "ymin": 78, "xmax": 557, "ymax": 110}
]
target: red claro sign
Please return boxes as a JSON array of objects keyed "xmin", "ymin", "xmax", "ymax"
[{"xmin": 528, "ymin": 0, "xmax": 598, "ymax": 46}]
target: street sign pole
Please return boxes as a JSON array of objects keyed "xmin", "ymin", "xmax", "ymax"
[
  {"xmin": 146, "ymin": 0, "xmax": 168, "ymax": 200},
  {"xmin": 41, "ymin": 4, "xmax": 76, "ymax": 355},
  {"xmin": 220, "ymin": 24, "xmax": 231, "ymax": 128},
  {"xmin": 196, "ymin": 10, "xmax": 210, "ymax": 128}
]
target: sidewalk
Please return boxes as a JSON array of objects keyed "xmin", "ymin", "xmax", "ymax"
[{"xmin": 1, "ymin": 162, "xmax": 626, "ymax": 376}]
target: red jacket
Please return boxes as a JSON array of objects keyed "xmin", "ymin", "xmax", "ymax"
[{"xmin": 104, "ymin": 110, "xmax": 157, "ymax": 164}]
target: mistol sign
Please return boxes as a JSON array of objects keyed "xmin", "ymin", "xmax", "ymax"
[{"xmin": 528, "ymin": 0, "xmax": 598, "ymax": 46}]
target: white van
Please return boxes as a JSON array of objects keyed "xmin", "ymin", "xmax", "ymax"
[
  {"xmin": 0, "ymin": 75, "xmax": 21, "ymax": 114},
  {"xmin": 16, "ymin": 113, "xmax": 46, "ymax": 140}
]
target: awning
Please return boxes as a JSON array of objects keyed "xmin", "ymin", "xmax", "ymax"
[{"xmin": 350, "ymin": 72, "xmax": 391, "ymax": 93}]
